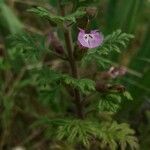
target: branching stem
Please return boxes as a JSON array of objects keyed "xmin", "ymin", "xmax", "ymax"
[
  {"xmin": 58, "ymin": 0, "xmax": 84, "ymax": 119},
  {"xmin": 64, "ymin": 29, "xmax": 84, "ymax": 119}
]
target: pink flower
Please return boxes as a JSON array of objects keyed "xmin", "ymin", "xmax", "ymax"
[
  {"xmin": 108, "ymin": 66, "xmax": 127, "ymax": 78},
  {"xmin": 77, "ymin": 28, "xmax": 103, "ymax": 48}
]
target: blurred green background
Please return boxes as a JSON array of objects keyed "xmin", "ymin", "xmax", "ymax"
[{"xmin": 0, "ymin": 0, "xmax": 149, "ymax": 149}]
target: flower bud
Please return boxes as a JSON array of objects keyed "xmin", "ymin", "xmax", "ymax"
[
  {"xmin": 111, "ymin": 84, "xmax": 126, "ymax": 93},
  {"xmin": 95, "ymin": 81, "xmax": 112, "ymax": 93},
  {"xmin": 86, "ymin": 7, "xmax": 97, "ymax": 18},
  {"xmin": 108, "ymin": 66, "xmax": 127, "ymax": 79},
  {"xmin": 48, "ymin": 32, "xmax": 64, "ymax": 54},
  {"xmin": 73, "ymin": 42, "xmax": 88, "ymax": 60}
]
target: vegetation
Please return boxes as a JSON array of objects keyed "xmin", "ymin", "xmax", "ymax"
[{"xmin": 0, "ymin": 0, "xmax": 149, "ymax": 149}]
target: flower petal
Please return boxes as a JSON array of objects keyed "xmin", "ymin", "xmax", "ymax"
[{"xmin": 78, "ymin": 29, "xmax": 103, "ymax": 48}]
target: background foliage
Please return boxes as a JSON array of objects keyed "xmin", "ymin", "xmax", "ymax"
[{"xmin": 0, "ymin": 0, "xmax": 149, "ymax": 150}]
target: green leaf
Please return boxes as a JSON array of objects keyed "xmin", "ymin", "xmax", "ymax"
[
  {"xmin": 114, "ymin": 123, "xmax": 139, "ymax": 150},
  {"xmin": 32, "ymin": 117, "xmax": 138, "ymax": 149},
  {"xmin": 98, "ymin": 99, "xmax": 120, "ymax": 113},
  {"xmin": 98, "ymin": 94, "xmax": 122, "ymax": 113},
  {"xmin": 9, "ymin": 32, "xmax": 47, "ymax": 64},
  {"xmin": 28, "ymin": 7, "xmax": 86, "ymax": 25},
  {"xmin": 95, "ymin": 121, "xmax": 139, "ymax": 150},
  {"xmin": 62, "ymin": 75, "xmax": 95, "ymax": 94},
  {"xmin": 103, "ymin": 29, "xmax": 134, "ymax": 53},
  {"xmin": 40, "ymin": 118, "xmax": 93, "ymax": 148},
  {"xmin": 123, "ymin": 91, "xmax": 133, "ymax": 100},
  {"xmin": 28, "ymin": 7, "xmax": 64, "ymax": 25},
  {"xmin": 35, "ymin": 67, "xmax": 62, "ymax": 85},
  {"xmin": 77, "ymin": 79, "xmax": 96, "ymax": 93},
  {"xmin": 0, "ymin": 3, "xmax": 23, "ymax": 34},
  {"xmin": 64, "ymin": 9, "xmax": 86, "ymax": 23},
  {"xmin": 32, "ymin": 68, "xmax": 95, "ymax": 94},
  {"xmin": 81, "ymin": 30, "xmax": 134, "ymax": 67}
]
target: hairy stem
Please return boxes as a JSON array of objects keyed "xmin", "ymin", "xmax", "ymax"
[
  {"xmin": 58, "ymin": 0, "xmax": 84, "ymax": 118},
  {"xmin": 64, "ymin": 29, "xmax": 84, "ymax": 119}
]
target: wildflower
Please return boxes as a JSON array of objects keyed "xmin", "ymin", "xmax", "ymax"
[
  {"xmin": 78, "ymin": 28, "xmax": 103, "ymax": 48},
  {"xmin": 111, "ymin": 84, "xmax": 126, "ymax": 92},
  {"xmin": 108, "ymin": 66, "xmax": 127, "ymax": 78}
]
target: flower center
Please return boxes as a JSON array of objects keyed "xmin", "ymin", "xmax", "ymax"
[{"xmin": 84, "ymin": 34, "xmax": 94, "ymax": 44}]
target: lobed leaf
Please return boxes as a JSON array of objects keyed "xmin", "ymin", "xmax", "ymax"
[
  {"xmin": 28, "ymin": 7, "xmax": 86, "ymax": 25},
  {"xmin": 33, "ymin": 117, "xmax": 139, "ymax": 150},
  {"xmin": 81, "ymin": 30, "xmax": 134, "ymax": 67}
]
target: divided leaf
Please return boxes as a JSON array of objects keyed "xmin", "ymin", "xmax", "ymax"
[
  {"xmin": 123, "ymin": 91, "xmax": 133, "ymax": 101},
  {"xmin": 98, "ymin": 122, "xmax": 139, "ymax": 150},
  {"xmin": 32, "ymin": 68, "xmax": 95, "ymax": 95},
  {"xmin": 103, "ymin": 29, "xmax": 134, "ymax": 53},
  {"xmin": 62, "ymin": 75, "xmax": 96, "ymax": 94},
  {"xmin": 28, "ymin": 7, "xmax": 86, "ymax": 25},
  {"xmin": 98, "ymin": 94, "xmax": 122, "ymax": 113},
  {"xmin": 65, "ymin": 10, "xmax": 86, "ymax": 23},
  {"xmin": 82, "ymin": 30, "xmax": 134, "ymax": 67},
  {"xmin": 8, "ymin": 33, "xmax": 47, "ymax": 64},
  {"xmin": 33, "ymin": 117, "xmax": 139, "ymax": 150},
  {"xmin": 28, "ymin": 7, "xmax": 64, "ymax": 25}
]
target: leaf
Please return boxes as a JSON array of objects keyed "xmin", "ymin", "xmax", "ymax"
[
  {"xmin": 97, "ymin": 122, "xmax": 139, "ymax": 150},
  {"xmin": 81, "ymin": 30, "xmax": 134, "ymax": 67},
  {"xmin": 62, "ymin": 75, "xmax": 95, "ymax": 94},
  {"xmin": 114, "ymin": 123, "xmax": 139, "ymax": 150},
  {"xmin": 98, "ymin": 99, "xmax": 120, "ymax": 113},
  {"xmin": 0, "ymin": 3, "xmax": 23, "ymax": 34},
  {"xmin": 28, "ymin": 7, "xmax": 86, "ymax": 25},
  {"xmin": 8, "ymin": 32, "xmax": 47, "ymax": 64},
  {"xmin": 32, "ymin": 68, "xmax": 95, "ymax": 94},
  {"xmin": 28, "ymin": 7, "xmax": 64, "ymax": 25},
  {"xmin": 102, "ymin": 29, "xmax": 134, "ymax": 53},
  {"xmin": 33, "ymin": 117, "xmax": 138, "ymax": 150},
  {"xmin": 123, "ymin": 91, "xmax": 133, "ymax": 100},
  {"xmin": 46, "ymin": 118, "xmax": 93, "ymax": 148},
  {"xmin": 65, "ymin": 10, "xmax": 86, "ymax": 23},
  {"xmin": 38, "ymin": 85, "xmax": 61, "ymax": 112},
  {"xmin": 35, "ymin": 67, "xmax": 62, "ymax": 85},
  {"xmin": 98, "ymin": 94, "xmax": 122, "ymax": 113},
  {"xmin": 1, "ymin": 97, "xmax": 14, "ymax": 126}
]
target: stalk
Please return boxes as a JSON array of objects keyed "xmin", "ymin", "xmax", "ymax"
[
  {"xmin": 64, "ymin": 29, "xmax": 84, "ymax": 119},
  {"xmin": 58, "ymin": 0, "xmax": 84, "ymax": 119}
]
